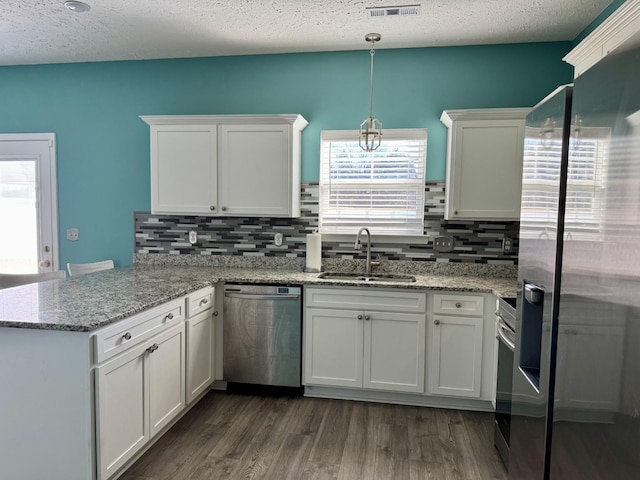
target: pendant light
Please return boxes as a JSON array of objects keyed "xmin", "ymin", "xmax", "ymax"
[{"xmin": 359, "ymin": 33, "xmax": 382, "ymax": 152}]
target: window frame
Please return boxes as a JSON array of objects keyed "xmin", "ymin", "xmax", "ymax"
[{"xmin": 318, "ymin": 128, "xmax": 428, "ymax": 240}]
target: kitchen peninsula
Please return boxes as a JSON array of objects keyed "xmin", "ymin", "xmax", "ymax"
[{"xmin": 0, "ymin": 261, "xmax": 516, "ymax": 480}]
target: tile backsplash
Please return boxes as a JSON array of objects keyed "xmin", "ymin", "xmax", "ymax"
[{"xmin": 135, "ymin": 182, "xmax": 519, "ymax": 264}]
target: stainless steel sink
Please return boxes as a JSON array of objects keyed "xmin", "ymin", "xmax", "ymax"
[{"xmin": 318, "ymin": 272, "xmax": 416, "ymax": 283}]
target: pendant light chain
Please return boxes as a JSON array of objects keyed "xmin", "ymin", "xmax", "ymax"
[
  {"xmin": 359, "ymin": 33, "xmax": 382, "ymax": 152},
  {"xmin": 369, "ymin": 44, "xmax": 375, "ymax": 120}
]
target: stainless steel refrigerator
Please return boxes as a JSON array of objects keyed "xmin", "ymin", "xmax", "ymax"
[{"xmin": 509, "ymin": 43, "xmax": 640, "ymax": 479}]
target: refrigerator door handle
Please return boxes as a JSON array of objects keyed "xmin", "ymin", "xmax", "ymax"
[{"xmin": 524, "ymin": 283, "xmax": 544, "ymax": 305}]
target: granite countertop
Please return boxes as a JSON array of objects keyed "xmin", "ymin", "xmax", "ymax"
[{"xmin": 0, "ymin": 264, "xmax": 517, "ymax": 332}]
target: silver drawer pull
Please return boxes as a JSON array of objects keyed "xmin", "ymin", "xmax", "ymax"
[
  {"xmin": 122, "ymin": 332, "xmax": 132, "ymax": 341},
  {"xmin": 200, "ymin": 298, "xmax": 209, "ymax": 306},
  {"xmin": 146, "ymin": 343, "xmax": 159, "ymax": 354},
  {"xmin": 455, "ymin": 302, "xmax": 462, "ymax": 308},
  {"xmin": 213, "ymin": 311, "xmax": 219, "ymax": 317},
  {"xmin": 357, "ymin": 314, "xmax": 363, "ymax": 320},
  {"xmin": 165, "ymin": 313, "xmax": 174, "ymax": 321},
  {"xmin": 434, "ymin": 319, "xmax": 441, "ymax": 325},
  {"xmin": 364, "ymin": 315, "xmax": 370, "ymax": 321}
]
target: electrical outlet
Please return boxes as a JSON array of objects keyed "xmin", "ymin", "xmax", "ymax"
[
  {"xmin": 433, "ymin": 235, "xmax": 454, "ymax": 253},
  {"xmin": 67, "ymin": 228, "xmax": 79, "ymax": 241},
  {"xmin": 502, "ymin": 237, "xmax": 514, "ymax": 254},
  {"xmin": 188, "ymin": 231, "xmax": 198, "ymax": 244},
  {"xmin": 274, "ymin": 233, "xmax": 283, "ymax": 247}
]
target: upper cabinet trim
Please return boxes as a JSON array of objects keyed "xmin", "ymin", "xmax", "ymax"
[
  {"xmin": 140, "ymin": 114, "xmax": 308, "ymax": 130},
  {"xmin": 564, "ymin": 0, "xmax": 640, "ymax": 78},
  {"xmin": 440, "ymin": 108, "xmax": 531, "ymax": 127}
]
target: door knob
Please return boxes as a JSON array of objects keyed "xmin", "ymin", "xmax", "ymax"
[{"xmin": 434, "ymin": 319, "xmax": 441, "ymax": 325}]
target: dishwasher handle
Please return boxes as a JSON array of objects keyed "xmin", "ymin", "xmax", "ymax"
[{"xmin": 224, "ymin": 292, "xmax": 300, "ymax": 301}]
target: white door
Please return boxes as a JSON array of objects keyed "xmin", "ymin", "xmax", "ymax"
[
  {"xmin": 363, "ymin": 311, "xmax": 426, "ymax": 393},
  {"xmin": 0, "ymin": 134, "xmax": 58, "ymax": 273},
  {"xmin": 218, "ymin": 124, "xmax": 291, "ymax": 216},
  {"xmin": 148, "ymin": 323, "xmax": 186, "ymax": 437},
  {"xmin": 186, "ymin": 311, "xmax": 214, "ymax": 404},
  {"xmin": 304, "ymin": 308, "xmax": 364, "ymax": 388},
  {"xmin": 428, "ymin": 315, "xmax": 484, "ymax": 398},
  {"xmin": 95, "ymin": 345, "xmax": 148, "ymax": 480}
]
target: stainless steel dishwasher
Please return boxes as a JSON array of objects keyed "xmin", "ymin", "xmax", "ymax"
[{"xmin": 223, "ymin": 284, "xmax": 302, "ymax": 388}]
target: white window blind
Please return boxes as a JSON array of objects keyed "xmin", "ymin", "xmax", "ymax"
[
  {"xmin": 319, "ymin": 129, "xmax": 427, "ymax": 236},
  {"xmin": 521, "ymin": 126, "xmax": 608, "ymax": 240}
]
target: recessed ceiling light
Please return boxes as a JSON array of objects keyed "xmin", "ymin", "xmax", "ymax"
[{"xmin": 64, "ymin": 1, "xmax": 91, "ymax": 13}]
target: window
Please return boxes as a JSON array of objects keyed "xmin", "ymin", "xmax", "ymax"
[
  {"xmin": 319, "ymin": 129, "xmax": 427, "ymax": 236},
  {"xmin": 521, "ymin": 126, "xmax": 608, "ymax": 240}
]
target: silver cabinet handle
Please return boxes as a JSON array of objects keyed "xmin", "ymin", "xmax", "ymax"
[
  {"xmin": 213, "ymin": 311, "xmax": 219, "ymax": 317},
  {"xmin": 434, "ymin": 319, "xmax": 441, "ymax": 325},
  {"xmin": 210, "ymin": 205, "xmax": 216, "ymax": 211},
  {"xmin": 165, "ymin": 313, "xmax": 174, "ymax": 321},
  {"xmin": 122, "ymin": 332, "xmax": 132, "ymax": 340},
  {"xmin": 357, "ymin": 314, "xmax": 363, "ymax": 320},
  {"xmin": 455, "ymin": 302, "xmax": 462, "ymax": 308},
  {"xmin": 364, "ymin": 315, "xmax": 370, "ymax": 321},
  {"xmin": 200, "ymin": 298, "xmax": 209, "ymax": 305},
  {"xmin": 221, "ymin": 206, "xmax": 227, "ymax": 211},
  {"xmin": 146, "ymin": 343, "xmax": 159, "ymax": 354}
]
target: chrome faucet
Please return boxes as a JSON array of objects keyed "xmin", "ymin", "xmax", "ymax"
[{"xmin": 354, "ymin": 227, "xmax": 373, "ymax": 275}]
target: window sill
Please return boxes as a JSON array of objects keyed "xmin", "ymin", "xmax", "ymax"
[{"xmin": 320, "ymin": 233, "xmax": 430, "ymax": 245}]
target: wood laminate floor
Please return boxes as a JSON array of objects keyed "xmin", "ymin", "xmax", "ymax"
[{"xmin": 123, "ymin": 390, "xmax": 507, "ymax": 480}]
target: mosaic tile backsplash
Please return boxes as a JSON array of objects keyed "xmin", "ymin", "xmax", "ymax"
[{"xmin": 135, "ymin": 182, "xmax": 519, "ymax": 264}]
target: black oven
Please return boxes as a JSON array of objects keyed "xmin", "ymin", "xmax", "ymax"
[{"xmin": 495, "ymin": 296, "xmax": 516, "ymax": 468}]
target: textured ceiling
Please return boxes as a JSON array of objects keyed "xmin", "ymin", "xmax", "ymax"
[{"xmin": 0, "ymin": 0, "xmax": 613, "ymax": 66}]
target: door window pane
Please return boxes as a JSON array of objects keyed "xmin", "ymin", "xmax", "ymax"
[{"xmin": 0, "ymin": 160, "xmax": 38, "ymax": 273}]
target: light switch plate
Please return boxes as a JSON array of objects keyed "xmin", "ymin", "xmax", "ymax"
[
  {"xmin": 189, "ymin": 231, "xmax": 198, "ymax": 244},
  {"xmin": 67, "ymin": 228, "xmax": 79, "ymax": 241},
  {"xmin": 433, "ymin": 235, "xmax": 454, "ymax": 253},
  {"xmin": 274, "ymin": 233, "xmax": 283, "ymax": 247}
]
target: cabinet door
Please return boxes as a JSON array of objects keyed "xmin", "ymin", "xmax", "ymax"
[
  {"xmin": 219, "ymin": 124, "xmax": 292, "ymax": 216},
  {"xmin": 446, "ymin": 118, "xmax": 525, "ymax": 220},
  {"xmin": 148, "ymin": 323, "xmax": 186, "ymax": 437},
  {"xmin": 304, "ymin": 308, "xmax": 363, "ymax": 388},
  {"xmin": 151, "ymin": 125, "xmax": 217, "ymax": 215},
  {"xmin": 429, "ymin": 315, "xmax": 483, "ymax": 398},
  {"xmin": 186, "ymin": 310, "xmax": 214, "ymax": 404},
  {"xmin": 363, "ymin": 311, "xmax": 425, "ymax": 393},
  {"xmin": 95, "ymin": 345, "xmax": 148, "ymax": 480}
]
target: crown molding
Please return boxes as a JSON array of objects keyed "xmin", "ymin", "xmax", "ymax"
[{"xmin": 564, "ymin": 0, "xmax": 640, "ymax": 77}]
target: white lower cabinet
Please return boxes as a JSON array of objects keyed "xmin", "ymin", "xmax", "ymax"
[
  {"xmin": 304, "ymin": 287, "xmax": 426, "ymax": 394},
  {"xmin": 185, "ymin": 287, "xmax": 216, "ymax": 404},
  {"xmin": 428, "ymin": 314, "xmax": 483, "ymax": 398},
  {"xmin": 96, "ymin": 322, "xmax": 186, "ymax": 480},
  {"xmin": 427, "ymin": 292, "xmax": 496, "ymax": 400}
]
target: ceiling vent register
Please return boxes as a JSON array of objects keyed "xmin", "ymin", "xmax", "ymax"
[{"xmin": 366, "ymin": 5, "xmax": 421, "ymax": 17}]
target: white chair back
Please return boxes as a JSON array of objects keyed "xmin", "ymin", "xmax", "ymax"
[
  {"xmin": 0, "ymin": 270, "xmax": 67, "ymax": 289},
  {"xmin": 67, "ymin": 260, "xmax": 114, "ymax": 277}
]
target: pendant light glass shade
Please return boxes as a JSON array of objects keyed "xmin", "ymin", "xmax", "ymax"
[{"xmin": 359, "ymin": 33, "xmax": 382, "ymax": 152}]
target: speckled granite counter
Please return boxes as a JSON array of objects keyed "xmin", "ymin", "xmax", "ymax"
[{"xmin": 0, "ymin": 263, "xmax": 517, "ymax": 332}]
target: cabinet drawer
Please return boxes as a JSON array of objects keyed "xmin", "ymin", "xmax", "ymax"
[
  {"xmin": 93, "ymin": 298, "xmax": 185, "ymax": 364},
  {"xmin": 305, "ymin": 287, "xmax": 426, "ymax": 314},
  {"xmin": 432, "ymin": 293, "xmax": 484, "ymax": 316},
  {"xmin": 186, "ymin": 286, "xmax": 214, "ymax": 318}
]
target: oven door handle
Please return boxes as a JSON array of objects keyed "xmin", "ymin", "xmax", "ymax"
[{"xmin": 497, "ymin": 323, "xmax": 516, "ymax": 352}]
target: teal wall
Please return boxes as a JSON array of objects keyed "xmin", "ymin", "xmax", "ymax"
[{"xmin": 0, "ymin": 42, "xmax": 573, "ymax": 267}]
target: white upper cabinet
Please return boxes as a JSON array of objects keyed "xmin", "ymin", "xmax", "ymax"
[
  {"xmin": 564, "ymin": 0, "xmax": 640, "ymax": 78},
  {"xmin": 141, "ymin": 114, "xmax": 308, "ymax": 217},
  {"xmin": 440, "ymin": 108, "xmax": 529, "ymax": 221}
]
